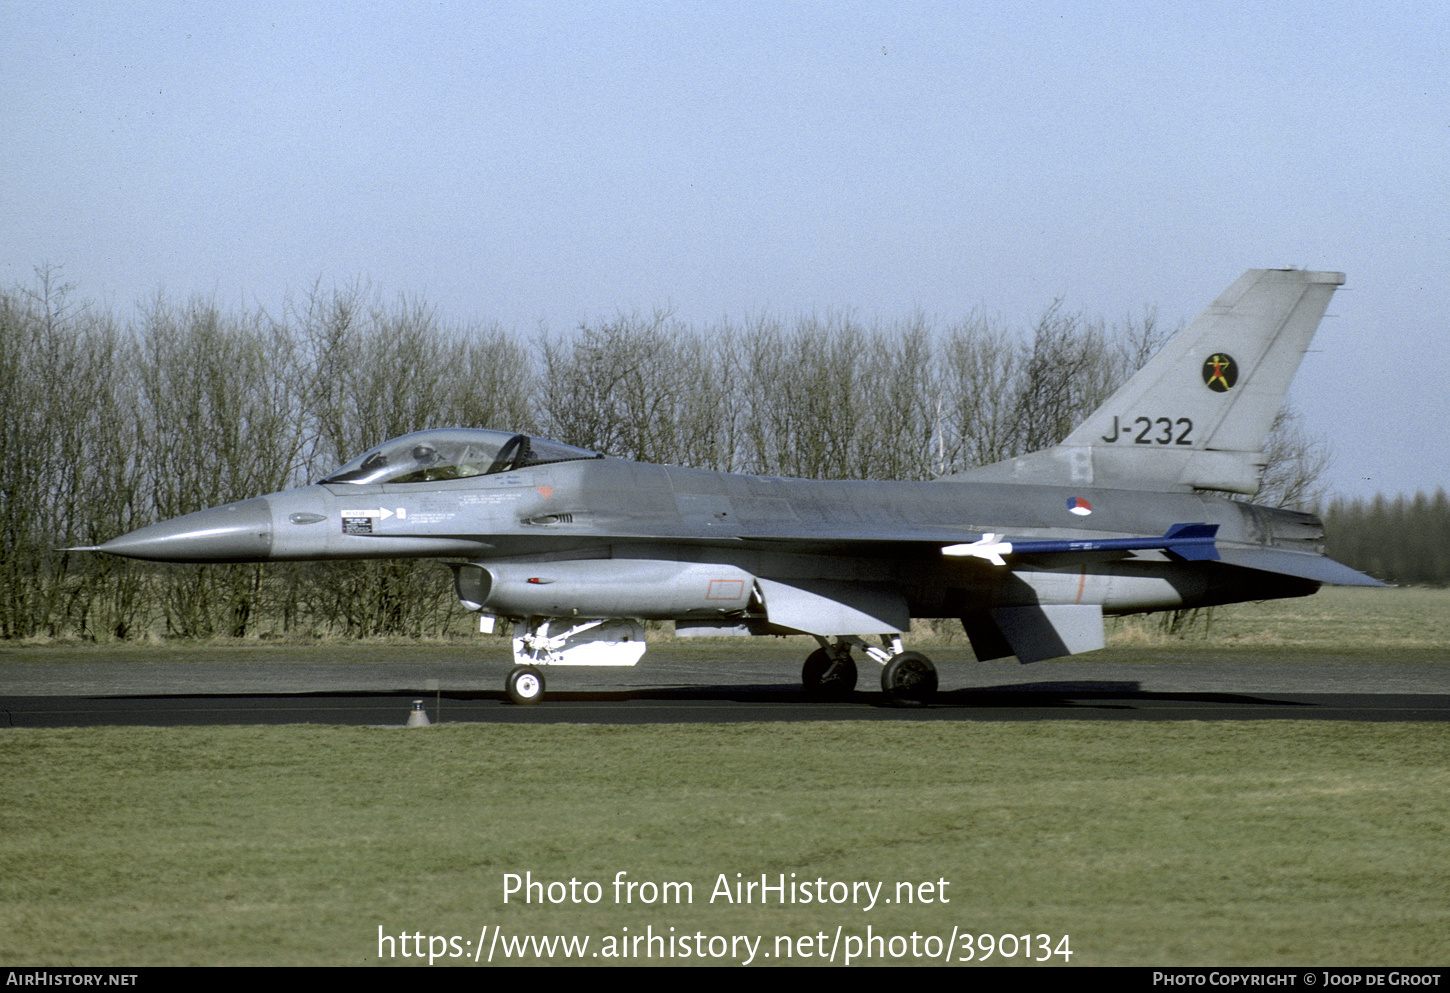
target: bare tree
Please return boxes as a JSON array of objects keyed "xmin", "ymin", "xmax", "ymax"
[
  {"xmin": 0, "ymin": 268, "xmax": 148, "ymax": 638},
  {"xmin": 938, "ymin": 316, "xmax": 1021, "ymax": 473},
  {"xmin": 1255, "ymin": 403, "xmax": 1332, "ymax": 511}
]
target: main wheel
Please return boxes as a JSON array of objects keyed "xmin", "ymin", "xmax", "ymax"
[
  {"xmin": 881, "ymin": 651, "xmax": 937, "ymax": 707},
  {"xmin": 505, "ymin": 665, "xmax": 546, "ymax": 705},
  {"xmin": 802, "ymin": 648, "xmax": 858, "ymax": 700}
]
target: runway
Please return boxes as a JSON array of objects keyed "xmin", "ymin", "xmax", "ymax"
[{"xmin": 3, "ymin": 643, "xmax": 1448, "ymax": 726}]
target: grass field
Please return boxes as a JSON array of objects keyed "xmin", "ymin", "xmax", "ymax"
[
  {"xmin": 1106, "ymin": 586, "xmax": 1450, "ymax": 652},
  {"xmin": 2, "ymin": 587, "xmax": 1448, "ymax": 967}
]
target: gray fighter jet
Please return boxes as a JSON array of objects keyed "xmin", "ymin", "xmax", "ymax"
[{"xmin": 91, "ymin": 269, "xmax": 1381, "ymax": 705}]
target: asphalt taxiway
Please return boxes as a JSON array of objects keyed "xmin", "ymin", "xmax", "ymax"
[{"xmin": 3, "ymin": 644, "xmax": 1448, "ymax": 726}]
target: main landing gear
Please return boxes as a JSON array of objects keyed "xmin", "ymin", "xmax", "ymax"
[
  {"xmin": 802, "ymin": 636, "xmax": 937, "ymax": 707},
  {"xmin": 880, "ymin": 651, "xmax": 938, "ymax": 707},
  {"xmin": 801, "ymin": 646, "xmax": 858, "ymax": 700}
]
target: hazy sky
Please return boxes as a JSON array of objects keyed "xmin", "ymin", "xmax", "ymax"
[{"xmin": 4, "ymin": 1, "xmax": 1446, "ymax": 500}]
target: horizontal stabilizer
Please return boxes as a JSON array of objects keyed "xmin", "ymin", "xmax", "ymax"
[
  {"xmin": 1216, "ymin": 547, "xmax": 1387, "ymax": 587},
  {"xmin": 943, "ymin": 523, "xmax": 1218, "ymax": 565}
]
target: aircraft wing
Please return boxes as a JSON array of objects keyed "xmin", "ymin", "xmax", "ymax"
[
  {"xmin": 742, "ymin": 522, "xmax": 1382, "ymax": 589},
  {"xmin": 410, "ymin": 521, "xmax": 1209, "ymax": 557}
]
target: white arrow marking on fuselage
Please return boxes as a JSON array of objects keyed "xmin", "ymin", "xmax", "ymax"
[{"xmin": 340, "ymin": 507, "xmax": 405, "ymax": 520}]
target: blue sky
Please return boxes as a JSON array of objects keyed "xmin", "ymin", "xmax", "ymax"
[{"xmin": 4, "ymin": 1, "xmax": 1446, "ymax": 500}]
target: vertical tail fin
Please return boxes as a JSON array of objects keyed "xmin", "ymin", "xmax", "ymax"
[{"xmin": 949, "ymin": 268, "xmax": 1344, "ymax": 494}]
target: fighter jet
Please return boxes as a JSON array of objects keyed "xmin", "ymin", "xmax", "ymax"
[{"xmin": 90, "ymin": 269, "xmax": 1381, "ymax": 705}]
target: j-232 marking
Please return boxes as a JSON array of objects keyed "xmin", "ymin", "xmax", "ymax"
[{"xmin": 1100, "ymin": 416, "xmax": 1194, "ymax": 445}]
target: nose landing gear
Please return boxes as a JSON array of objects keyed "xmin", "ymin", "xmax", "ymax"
[{"xmin": 505, "ymin": 665, "xmax": 545, "ymax": 705}]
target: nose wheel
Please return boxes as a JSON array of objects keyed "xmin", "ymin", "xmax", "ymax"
[{"xmin": 505, "ymin": 665, "xmax": 546, "ymax": 705}]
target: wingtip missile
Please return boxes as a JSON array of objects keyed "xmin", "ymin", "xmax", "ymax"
[
  {"xmin": 942, "ymin": 524, "xmax": 1220, "ymax": 565},
  {"xmin": 941, "ymin": 534, "xmax": 1012, "ymax": 565}
]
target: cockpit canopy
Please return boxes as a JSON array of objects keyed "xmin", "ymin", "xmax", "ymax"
[{"xmin": 320, "ymin": 429, "xmax": 600, "ymax": 485}]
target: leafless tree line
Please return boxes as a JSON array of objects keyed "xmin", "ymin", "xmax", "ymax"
[
  {"xmin": 1, "ymin": 268, "xmax": 1327, "ymax": 641},
  {"xmin": 1324, "ymin": 490, "xmax": 1450, "ymax": 586}
]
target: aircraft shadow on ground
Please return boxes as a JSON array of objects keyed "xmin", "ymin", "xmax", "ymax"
[
  {"xmin": 428, "ymin": 681, "xmax": 1313, "ymax": 710},
  {"xmin": 0, "ymin": 685, "xmax": 1343, "ymax": 728}
]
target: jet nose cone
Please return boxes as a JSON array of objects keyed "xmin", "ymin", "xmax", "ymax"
[{"xmin": 99, "ymin": 498, "xmax": 274, "ymax": 563}]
